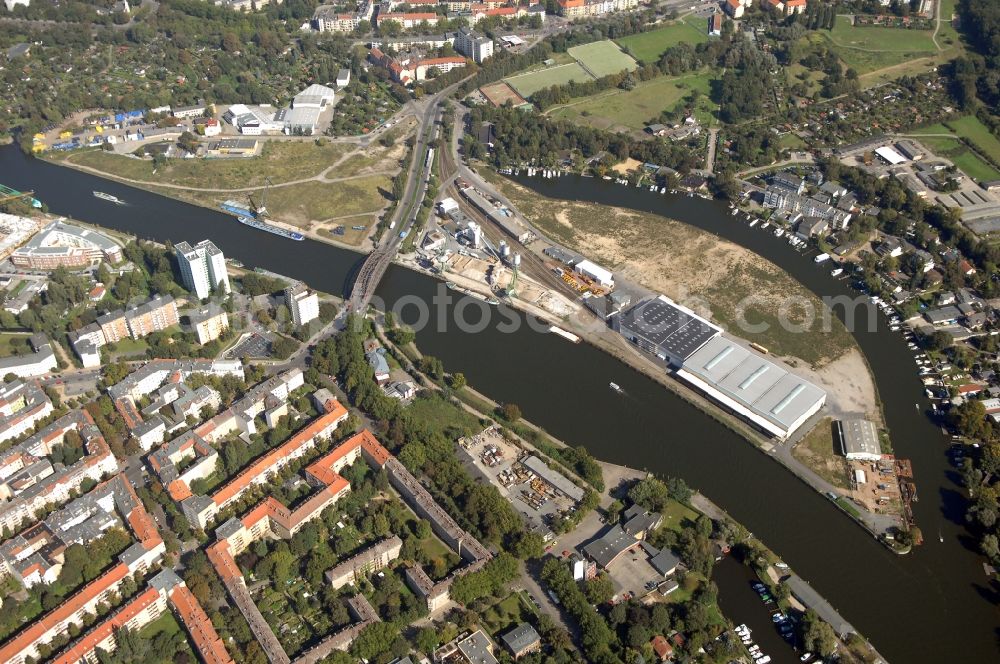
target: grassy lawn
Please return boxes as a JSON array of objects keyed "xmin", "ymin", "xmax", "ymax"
[
  {"xmin": 778, "ymin": 132, "xmax": 808, "ymax": 149},
  {"xmin": 950, "ymin": 149, "xmax": 1000, "ymax": 182},
  {"xmin": 947, "ymin": 116, "xmax": 1000, "ymax": 163},
  {"xmin": 107, "ymin": 336, "xmax": 150, "ymax": 357},
  {"xmin": 403, "ymin": 392, "xmax": 482, "ymax": 440},
  {"xmin": 791, "ymin": 418, "xmax": 850, "ymax": 490},
  {"xmin": 547, "ymin": 71, "xmax": 716, "ymax": 132},
  {"xmin": 660, "ymin": 498, "xmax": 699, "ymax": 532},
  {"xmin": 835, "ymin": 496, "xmax": 861, "ymax": 519},
  {"xmin": 481, "ymin": 590, "xmax": 538, "ymax": 634},
  {"xmin": 504, "ymin": 62, "xmax": 595, "ymax": 98},
  {"xmin": 616, "ymin": 16, "xmax": 709, "ymax": 63},
  {"xmin": 909, "ymin": 117, "xmax": 1000, "ymax": 181},
  {"xmin": 208, "ymin": 175, "xmax": 391, "ymax": 228},
  {"xmin": 822, "ymin": 17, "xmax": 937, "ymax": 74},
  {"xmin": 139, "ymin": 612, "xmax": 183, "ymax": 639},
  {"xmin": 64, "ymin": 141, "xmax": 353, "ymax": 188},
  {"xmin": 567, "ymin": 40, "xmax": 637, "ymax": 78},
  {"xmin": 0, "ymin": 332, "xmax": 32, "ymax": 359},
  {"xmin": 936, "ymin": 0, "xmax": 963, "ymax": 46}
]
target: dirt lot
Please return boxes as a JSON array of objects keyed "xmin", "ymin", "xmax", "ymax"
[
  {"xmin": 847, "ymin": 458, "xmax": 903, "ymax": 516},
  {"xmin": 792, "ymin": 418, "xmax": 850, "ymax": 490},
  {"xmin": 485, "ymin": 174, "xmax": 861, "ymax": 370}
]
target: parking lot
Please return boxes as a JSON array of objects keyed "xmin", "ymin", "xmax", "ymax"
[
  {"xmin": 224, "ymin": 332, "xmax": 272, "ymax": 360},
  {"xmin": 605, "ymin": 549, "xmax": 666, "ymax": 601}
]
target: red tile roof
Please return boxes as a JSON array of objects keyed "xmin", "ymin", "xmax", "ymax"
[
  {"xmin": 169, "ymin": 584, "xmax": 234, "ymax": 664},
  {"xmin": 0, "ymin": 563, "xmax": 130, "ymax": 663},
  {"xmin": 51, "ymin": 586, "xmax": 162, "ymax": 664},
  {"xmin": 210, "ymin": 404, "xmax": 347, "ymax": 508}
]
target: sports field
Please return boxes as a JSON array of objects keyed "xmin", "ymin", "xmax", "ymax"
[
  {"xmin": 616, "ymin": 16, "xmax": 709, "ymax": 64},
  {"xmin": 547, "ymin": 71, "xmax": 716, "ymax": 132},
  {"xmin": 567, "ymin": 40, "xmax": 638, "ymax": 78},
  {"xmin": 480, "ymin": 81, "xmax": 528, "ymax": 107},
  {"xmin": 504, "ymin": 62, "xmax": 595, "ymax": 97}
]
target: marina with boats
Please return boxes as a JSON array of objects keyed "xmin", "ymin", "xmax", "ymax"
[{"xmin": 3, "ymin": 143, "xmax": 998, "ymax": 663}]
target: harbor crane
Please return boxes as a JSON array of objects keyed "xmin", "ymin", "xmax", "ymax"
[{"xmin": 246, "ymin": 177, "xmax": 273, "ymax": 218}]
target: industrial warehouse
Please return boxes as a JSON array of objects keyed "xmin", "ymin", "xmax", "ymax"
[
  {"xmin": 615, "ymin": 295, "xmax": 824, "ymax": 440},
  {"xmin": 675, "ymin": 337, "xmax": 827, "ymax": 440},
  {"xmin": 616, "ymin": 295, "xmax": 722, "ymax": 368}
]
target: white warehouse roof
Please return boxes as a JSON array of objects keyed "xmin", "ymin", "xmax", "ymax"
[
  {"xmin": 676, "ymin": 336, "xmax": 826, "ymax": 439},
  {"xmin": 875, "ymin": 145, "xmax": 907, "ymax": 165},
  {"xmin": 575, "ymin": 259, "xmax": 614, "ymax": 286}
]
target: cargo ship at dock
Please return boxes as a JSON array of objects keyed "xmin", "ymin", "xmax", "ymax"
[{"xmin": 220, "ymin": 200, "xmax": 304, "ymax": 241}]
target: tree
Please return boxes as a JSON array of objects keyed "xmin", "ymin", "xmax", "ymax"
[
  {"xmin": 177, "ymin": 131, "xmax": 199, "ymax": 154},
  {"xmin": 499, "ymin": 402, "xmax": 521, "ymax": 422},
  {"xmin": 351, "ymin": 621, "xmax": 399, "ymax": 660},
  {"xmin": 414, "ymin": 626, "xmax": 439, "ymax": 654},
  {"xmin": 584, "ymin": 573, "xmax": 615, "ymax": 605},
  {"xmin": 448, "ymin": 372, "xmax": 467, "ymax": 390},
  {"xmin": 800, "ymin": 610, "xmax": 838, "ymax": 656}
]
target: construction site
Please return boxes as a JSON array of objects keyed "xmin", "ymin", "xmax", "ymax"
[{"xmin": 402, "ymin": 188, "xmax": 579, "ymax": 322}]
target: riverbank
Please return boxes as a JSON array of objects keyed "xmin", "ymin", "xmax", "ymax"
[
  {"xmin": 391, "ymin": 325, "xmax": 885, "ymax": 662},
  {"xmin": 41, "ymin": 139, "xmax": 411, "ymax": 253},
  {"xmin": 39, "ymin": 144, "xmax": 902, "ymax": 542},
  {"xmin": 389, "ymin": 248, "xmax": 902, "ymax": 543}
]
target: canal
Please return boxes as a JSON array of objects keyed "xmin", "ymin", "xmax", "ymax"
[{"xmin": 0, "ymin": 146, "xmax": 995, "ymax": 662}]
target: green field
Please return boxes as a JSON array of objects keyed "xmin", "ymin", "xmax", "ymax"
[
  {"xmin": 909, "ymin": 116, "xmax": 1000, "ymax": 181},
  {"xmin": 823, "ymin": 16, "xmax": 937, "ymax": 74},
  {"xmin": 504, "ymin": 62, "xmax": 595, "ymax": 97},
  {"xmin": 0, "ymin": 333, "xmax": 32, "ymax": 359},
  {"xmin": 567, "ymin": 40, "xmax": 638, "ymax": 78},
  {"xmin": 616, "ymin": 16, "xmax": 709, "ymax": 64},
  {"xmin": 547, "ymin": 71, "xmax": 716, "ymax": 132},
  {"xmin": 63, "ymin": 141, "xmax": 353, "ymax": 188},
  {"xmin": 947, "ymin": 116, "xmax": 1000, "ymax": 163}
]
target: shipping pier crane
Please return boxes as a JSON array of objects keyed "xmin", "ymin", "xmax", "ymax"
[{"xmin": 246, "ymin": 177, "xmax": 273, "ymax": 218}]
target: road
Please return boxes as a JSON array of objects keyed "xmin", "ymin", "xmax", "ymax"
[
  {"xmin": 705, "ymin": 127, "xmax": 720, "ymax": 174},
  {"xmin": 346, "ymin": 79, "xmax": 469, "ymax": 313}
]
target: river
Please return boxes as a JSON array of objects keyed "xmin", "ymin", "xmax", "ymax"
[{"xmin": 0, "ymin": 146, "xmax": 996, "ymax": 662}]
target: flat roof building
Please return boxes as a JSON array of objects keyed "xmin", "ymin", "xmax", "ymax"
[
  {"xmin": 676, "ymin": 336, "xmax": 826, "ymax": 440},
  {"xmin": 837, "ymin": 418, "xmax": 882, "ymax": 461},
  {"xmin": 574, "ymin": 259, "xmax": 614, "ymax": 288},
  {"xmin": 617, "ymin": 295, "xmax": 722, "ymax": 367},
  {"xmin": 176, "ymin": 239, "xmax": 230, "ymax": 300},
  {"xmin": 521, "ymin": 454, "xmax": 584, "ymax": 502},
  {"xmin": 11, "ymin": 220, "xmax": 122, "ymax": 270},
  {"xmin": 875, "ymin": 145, "xmax": 907, "ymax": 165}
]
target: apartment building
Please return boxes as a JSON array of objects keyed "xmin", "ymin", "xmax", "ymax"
[
  {"xmin": 125, "ymin": 294, "xmax": 179, "ymax": 337},
  {"xmin": 0, "ymin": 380, "xmax": 54, "ymax": 444},
  {"xmin": 175, "ymin": 239, "xmax": 230, "ymax": 300},
  {"xmin": 455, "ymin": 26, "xmax": 494, "ymax": 64},
  {"xmin": 182, "ymin": 399, "xmax": 350, "ymax": 529},
  {"xmin": 375, "ymin": 11, "xmax": 439, "ymax": 28},
  {"xmin": 10, "ymin": 220, "xmax": 123, "ymax": 271},
  {"xmin": 0, "ymin": 411, "xmax": 120, "ymax": 535},
  {"xmin": 285, "ymin": 282, "xmax": 320, "ymax": 327},
  {"xmin": 0, "ymin": 474, "xmax": 164, "ymax": 664},
  {"xmin": 190, "ymin": 306, "xmax": 230, "ymax": 344},
  {"xmin": 555, "ymin": 0, "xmax": 636, "ymax": 18}
]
